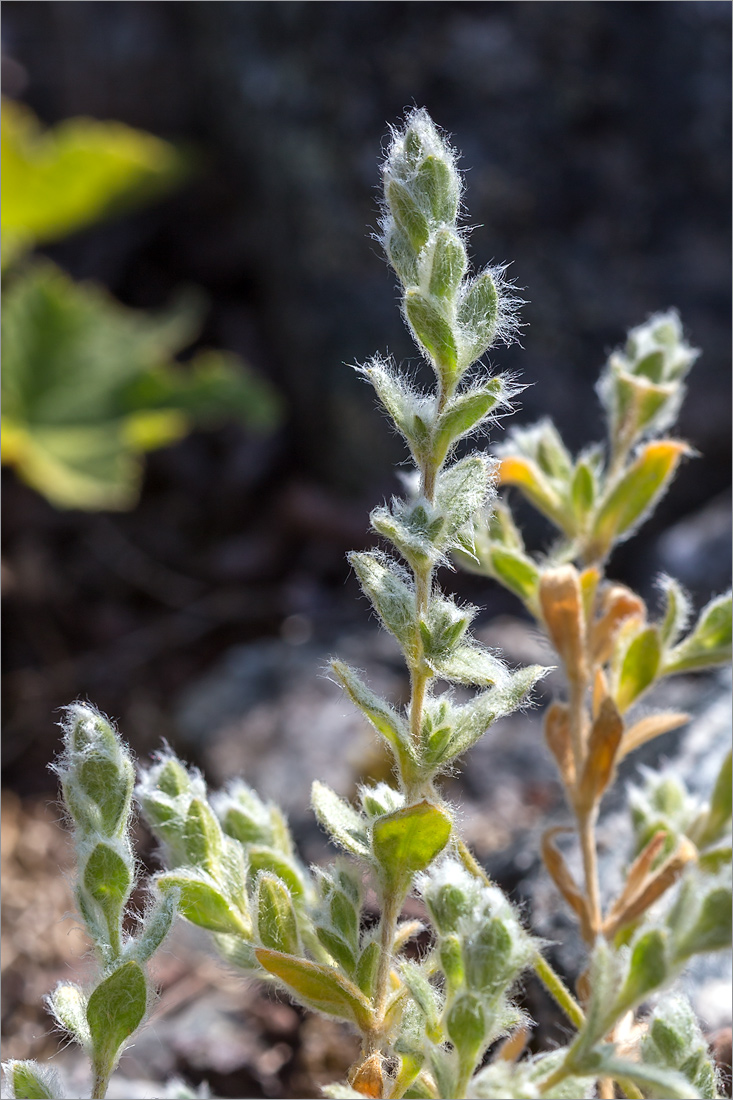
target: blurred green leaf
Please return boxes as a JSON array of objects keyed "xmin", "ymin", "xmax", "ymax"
[
  {"xmin": 255, "ymin": 948, "xmax": 376, "ymax": 1029},
  {"xmin": 1, "ymin": 262, "xmax": 280, "ymax": 509},
  {"xmin": 2, "ymin": 98, "xmax": 186, "ymax": 265},
  {"xmin": 614, "ymin": 626, "xmax": 662, "ymax": 712},
  {"xmin": 662, "ymin": 592, "xmax": 732, "ymax": 675}
]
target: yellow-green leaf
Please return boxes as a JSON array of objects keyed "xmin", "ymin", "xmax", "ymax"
[
  {"xmin": 372, "ymin": 801, "xmax": 451, "ymax": 893},
  {"xmin": 255, "ymin": 948, "xmax": 376, "ymax": 1029}
]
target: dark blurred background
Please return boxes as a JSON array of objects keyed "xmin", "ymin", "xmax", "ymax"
[
  {"xmin": 2, "ymin": 4, "xmax": 731, "ymax": 1096},
  {"xmin": 3, "ymin": 0, "xmax": 731, "ymax": 786}
]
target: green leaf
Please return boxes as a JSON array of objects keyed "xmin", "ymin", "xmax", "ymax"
[
  {"xmin": 74, "ymin": 753, "xmax": 134, "ymax": 838},
  {"xmin": 434, "ymin": 455, "xmax": 494, "ymax": 545},
  {"xmin": 614, "ymin": 626, "xmax": 661, "ymax": 712},
  {"xmin": 426, "ymin": 228, "xmax": 467, "ymax": 300},
  {"xmin": 129, "ymin": 889, "xmax": 179, "ymax": 964},
  {"xmin": 405, "ymin": 290, "xmax": 459, "ymax": 387},
  {"xmin": 446, "ymin": 992, "xmax": 487, "ymax": 1062},
  {"xmin": 86, "ymin": 961, "xmax": 148, "ymax": 1079},
  {"xmin": 315, "ymin": 927, "xmax": 357, "ymax": 976},
  {"xmin": 589, "ymin": 440, "xmax": 690, "ymax": 558},
  {"xmin": 428, "ymin": 643, "xmax": 511, "ymax": 687},
  {"xmin": 2, "ymin": 1061, "xmax": 65, "ymax": 1100},
  {"xmin": 419, "ymin": 596, "xmax": 475, "ymax": 662},
  {"xmin": 400, "ymin": 961, "xmax": 442, "ymax": 1039},
  {"xmin": 256, "ymin": 873, "xmax": 300, "ymax": 956},
  {"xmin": 82, "ymin": 842, "xmax": 133, "ymax": 951},
  {"xmin": 255, "ymin": 948, "xmax": 376, "ymax": 1029},
  {"xmin": 658, "ymin": 576, "xmax": 692, "ymax": 648},
  {"xmin": 157, "ymin": 871, "xmax": 250, "ymax": 936},
  {"xmin": 436, "ymin": 665, "xmax": 546, "ymax": 765},
  {"xmin": 311, "ymin": 781, "xmax": 370, "ymax": 858},
  {"xmin": 386, "ymin": 179, "xmax": 430, "ymax": 253},
  {"xmin": 372, "ymin": 801, "xmax": 451, "ymax": 893},
  {"xmin": 672, "ymin": 886, "xmax": 733, "ymax": 961},
  {"xmin": 48, "ymin": 982, "xmax": 91, "ymax": 1049},
  {"xmin": 2, "ymin": 99, "xmax": 186, "ymax": 265},
  {"xmin": 615, "ymin": 929, "xmax": 669, "ymax": 1015},
  {"xmin": 571, "ymin": 460, "xmax": 596, "ymax": 524},
  {"xmin": 357, "ymin": 360, "xmax": 433, "ymax": 463},
  {"xmin": 697, "ymin": 751, "xmax": 732, "ymax": 847},
  {"xmin": 433, "ymin": 378, "xmax": 505, "ymax": 464},
  {"xmin": 246, "ymin": 846, "xmax": 305, "ymax": 900},
  {"xmin": 348, "ymin": 551, "xmax": 416, "ymax": 652},
  {"xmin": 2, "ymin": 262, "xmax": 278, "ymax": 510},
  {"xmin": 457, "ymin": 271, "xmax": 499, "ymax": 366},
  {"xmin": 662, "ymin": 592, "xmax": 732, "ymax": 675},
  {"xmin": 182, "ymin": 798, "xmax": 224, "ymax": 877},
  {"xmin": 487, "ymin": 546, "xmax": 541, "ymax": 609},
  {"xmin": 593, "ymin": 1055, "xmax": 701, "ymax": 1100},
  {"xmin": 332, "ymin": 661, "xmax": 413, "ymax": 766},
  {"xmin": 413, "ymin": 155, "xmax": 460, "ymax": 225},
  {"xmin": 355, "ymin": 940, "xmax": 381, "ymax": 998},
  {"xmin": 386, "ymin": 223, "xmax": 420, "ymax": 287}
]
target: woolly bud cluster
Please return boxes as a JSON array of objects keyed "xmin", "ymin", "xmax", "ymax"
[
  {"xmin": 598, "ymin": 310, "xmax": 699, "ymax": 447},
  {"xmin": 381, "ymin": 109, "xmax": 518, "ymax": 399}
]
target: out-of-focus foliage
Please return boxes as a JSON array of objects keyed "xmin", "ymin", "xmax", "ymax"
[
  {"xmin": 1, "ymin": 99, "xmax": 281, "ymax": 511},
  {"xmin": 1, "ymin": 98, "xmax": 186, "ymax": 267},
  {"xmin": 1, "ymin": 262, "xmax": 280, "ymax": 510}
]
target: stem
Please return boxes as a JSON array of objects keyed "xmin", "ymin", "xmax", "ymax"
[
  {"xmin": 91, "ymin": 1066, "xmax": 111, "ymax": 1100},
  {"xmin": 578, "ymin": 808, "xmax": 602, "ymax": 939},
  {"xmin": 373, "ymin": 889, "xmax": 403, "ymax": 1028},
  {"xmin": 532, "ymin": 951, "xmax": 585, "ymax": 1031}
]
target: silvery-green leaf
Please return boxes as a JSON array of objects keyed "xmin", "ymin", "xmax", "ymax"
[
  {"xmin": 348, "ymin": 551, "xmax": 416, "ymax": 653},
  {"xmin": 457, "ymin": 271, "xmax": 499, "ymax": 366},
  {"xmin": 2, "ymin": 1061, "xmax": 66, "ymax": 1100},
  {"xmin": 311, "ymin": 781, "xmax": 370, "ymax": 859},
  {"xmin": 256, "ymin": 873, "xmax": 300, "ymax": 956}
]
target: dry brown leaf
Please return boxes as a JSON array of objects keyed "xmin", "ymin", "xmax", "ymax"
[
  {"xmin": 576, "ymin": 695, "xmax": 624, "ymax": 813},
  {"xmin": 541, "ymin": 826, "xmax": 593, "ymax": 941},
  {"xmin": 544, "ymin": 701, "xmax": 576, "ymax": 790},
  {"xmin": 617, "ymin": 711, "xmax": 690, "ymax": 762}
]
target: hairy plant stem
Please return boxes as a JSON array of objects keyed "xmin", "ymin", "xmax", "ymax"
[
  {"xmin": 91, "ymin": 1067, "xmax": 111, "ymax": 1100},
  {"xmin": 568, "ymin": 664, "xmax": 602, "ymax": 941}
]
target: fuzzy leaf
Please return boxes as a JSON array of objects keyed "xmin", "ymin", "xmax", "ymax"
[
  {"xmin": 2, "ymin": 1061, "xmax": 65, "ymax": 1100},
  {"xmin": 435, "ymin": 455, "xmax": 494, "ymax": 542},
  {"xmin": 429, "ymin": 643, "xmax": 512, "ymax": 688},
  {"xmin": 157, "ymin": 871, "xmax": 250, "ymax": 936},
  {"xmin": 486, "ymin": 546, "xmax": 541, "ymax": 608},
  {"xmin": 662, "ymin": 592, "xmax": 732, "ymax": 674},
  {"xmin": 593, "ymin": 1056, "xmax": 701, "ymax": 1100},
  {"xmin": 615, "ymin": 929, "xmax": 669, "ymax": 1015},
  {"xmin": 672, "ymin": 885, "xmax": 733, "ymax": 961},
  {"xmin": 255, "ymin": 949, "xmax": 376, "ymax": 1029},
  {"xmin": 433, "ymin": 378, "xmax": 504, "ymax": 464},
  {"xmin": 426, "ymin": 227, "xmax": 467, "ymax": 300},
  {"xmin": 246, "ymin": 847, "xmax": 305, "ymax": 900},
  {"xmin": 696, "ymin": 751, "xmax": 732, "ymax": 848},
  {"xmin": 82, "ymin": 842, "xmax": 133, "ymax": 949},
  {"xmin": 372, "ymin": 801, "xmax": 451, "ymax": 893},
  {"xmin": 400, "ymin": 961, "xmax": 442, "ymax": 1039},
  {"xmin": 589, "ymin": 440, "xmax": 690, "ymax": 558},
  {"xmin": 405, "ymin": 289, "xmax": 459, "ymax": 386},
  {"xmin": 386, "ymin": 178, "xmax": 430, "ymax": 252},
  {"xmin": 498, "ymin": 455, "xmax": 569, "ymax": 532},
  {"xmin": 446, "ymin": 992, "xmax": 487, "ymax": 1061},
  {"xmin": 348, "ymin": 551, "xmax": 416, "ymax": 652},
  {"xmin": 355, "ymin": 940, "xmax": 380, "ymax": 998},
  {"xmin": 129, "ymin": 888, "xmax": 178, "ymax": 964},
  {"xmin": 86, "ymin": 961, "xmax": 147, "ymax": 1076},
  {"xmin": 183, "ymin": 798, "xmax": 224, "ymax": 877},
  {"xmin": 312, "ymin": 781, "xmax": 370, "ymax": 858},
  {"xmin": 658, "ymin": 576, "xmax": 692, "ymax": 648},
  {"xmin": 48, "ymin": 982, "xmax": 91, "ymax": 1050},
  {"xmin": 441, "ymin": 665, "xmax": 546, "ymax": 763},
  {"xmin": 457, "ymin": 271, "xmax": 499, "ymax": 366},
  {"xmin": 256, "ymin": 873, "xmax": 300, "ymax": 956},
  {"xmin": 414, "ymin": 154, "xmax": 460, "ymax": 225}
]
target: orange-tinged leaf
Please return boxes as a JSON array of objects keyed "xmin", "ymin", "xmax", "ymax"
[
  {"xmin": 498, "ymin": 456, "xmax": 569, "ymax": 531},
  {"xmin": 617, "ymin": 711, "xmax": 689, "ymax": 762},
  {"xmin": 589, "ymin": 440, "xmax": 690, "ymax": 559},
  {"xmin": 603, "ymin": 837, "xmax": 697, "ymax": 938},
  {"xmin": 539, "ymin": 566, "xmax": 587, "ymax": 677},
  {"xmin": 605, "ymin": 831, "xmax": 668, "ymax": 931},
  {"xmin": 255, "ymin": 948, "xmax": 376, "ymax": 1030},
  {"xmin": 350, "ymin": 1053, "xmax": 384, "ymax": 1098},
  {"xmin": 544, "ymin": 701, "xmax": 575, "ymax": 789},
  {"xmin": 541, "ymin": 827, "xmax": 593, "ymax": 941},
  {"xmin": 591, "ymin": 584, "xmax": 646, "ymax": 666},
  {"xmin": 577, "ymin": 696, "xmax": 624, "ymax": 812}
]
